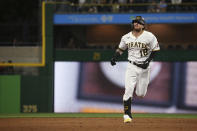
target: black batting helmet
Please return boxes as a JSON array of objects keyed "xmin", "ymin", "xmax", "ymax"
[
  {"xmin": 132, "ymin": 16, "xmax": 146, "ymax": 25},
  {"xmin": 131, "ymin": 16, "xmax": 146, "ymax": 30}
]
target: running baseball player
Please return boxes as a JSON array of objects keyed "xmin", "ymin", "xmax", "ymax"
[{"xmin": 110, "ymin": 16, "xmax": 160, "ymax": 123}]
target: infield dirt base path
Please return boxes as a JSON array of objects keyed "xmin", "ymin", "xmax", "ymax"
[{"xmin": 0, "ymin": 117, "xmax": 197, "ymax": 131}]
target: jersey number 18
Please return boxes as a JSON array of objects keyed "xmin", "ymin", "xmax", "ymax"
[{"xmin": 140, "ymin": 48, "xmax": 148, "ymax": 57}]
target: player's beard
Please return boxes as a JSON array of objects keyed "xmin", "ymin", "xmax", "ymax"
[{"xmin": 133, "ymin": 27, "xmax": 142, "ymax": 32}]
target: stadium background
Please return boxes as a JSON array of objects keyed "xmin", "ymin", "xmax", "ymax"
[{"xmin": 0, "ymin": 0, "xmax": 197, "ymax": 118}]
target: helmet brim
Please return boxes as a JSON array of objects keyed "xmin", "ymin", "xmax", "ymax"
[{"xmin": 132, "ymin": 20, "xmax": 145, "ymax": 25}]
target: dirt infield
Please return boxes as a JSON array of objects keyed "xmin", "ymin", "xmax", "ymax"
[{"xmin": 0, "ymin": 117, "xmax": 197, "ymax": 131}]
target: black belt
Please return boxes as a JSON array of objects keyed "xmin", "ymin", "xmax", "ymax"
[
  {"xmin": 129, "ymin": 61, "xmax": 148, "ymax": 69},
  {"xmin": 129, "ymin": 61, "xmax": 138, "ymax": 67},
  {"xmin": 129, "ymin": 61, "xmax": 138, "ymax": 65},
  {"xmin": 129, "ymin": 61, "xmax": 143, "ymax": 64}
]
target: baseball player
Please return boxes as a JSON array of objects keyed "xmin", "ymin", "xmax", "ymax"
[{"xmin": 110, "ymin": 16, "xmax": 160, "ymax": 123}]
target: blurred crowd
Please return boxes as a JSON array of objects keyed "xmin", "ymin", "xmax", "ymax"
[
  {"xmin": 51, "ymin": 0, "xmax": 197, "ymax": 50},
  {"xmin": 54, "ymin": 0, "xmax": 197, "ymax": 13},
  {"xmin": 1, "ymin": 0, "xmax": 197, "ymax": 49}
]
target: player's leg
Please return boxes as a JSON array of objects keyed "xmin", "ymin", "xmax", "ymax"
[
  {"xmin": 123, "ymin": 63, "xmax": 137, "ymax": 122},
  {"xmin": 135, "ymin": 68, "xmax": 150, "ymax": 97},
  {"xmin": 123, "ymin": 97, "xmax": 132, "ymax": 123}
]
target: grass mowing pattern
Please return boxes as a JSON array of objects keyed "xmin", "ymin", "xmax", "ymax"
[{"xmin": 0, "ymin": 113, "xmax": 197, "ymax": 118}]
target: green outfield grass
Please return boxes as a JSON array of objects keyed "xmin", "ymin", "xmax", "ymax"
[{"xmin": 0, "ymin": 113, "xmax": 197, "ymax": 118}]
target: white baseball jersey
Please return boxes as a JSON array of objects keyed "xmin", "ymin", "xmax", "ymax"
[
  {"xmin": 119, "ymin": 30, "xmax": 160, "ymax": 63},
  {"xmin": 121, "ymin": 30, "xmax": 160, "ymax": 101}
]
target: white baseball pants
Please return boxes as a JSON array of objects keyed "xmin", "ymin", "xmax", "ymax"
[{"xmin": 123, "ymin": 62, "xmax": 150, "ymax": 101}]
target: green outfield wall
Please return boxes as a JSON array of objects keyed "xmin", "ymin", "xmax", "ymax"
[{"xmin": 0, "ymin": 75, "xmax": 20, "ymax": 113}]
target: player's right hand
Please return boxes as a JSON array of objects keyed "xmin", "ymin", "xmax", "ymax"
[{"xmin": 110, "ymin": 58, "xmax": 116, "ymax": 66}]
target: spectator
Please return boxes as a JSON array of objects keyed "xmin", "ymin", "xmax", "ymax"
[
  {"xmin": 127, "ymin": 0, "xmax": 134, "ymax": 13},
  {"xmin": 157, "ymin": 0, "xmax": 167, "ymax": 12},
  {"xmin": 86, "ymin": 0, "xmax": 98, "ymax": 13},
  {"xmin": 88, "ymin": 6, "xmax": 98, "ymax": 13},
  {"xmin": 110, "ymin": 0, "xmax": 120, "ymax": 13},
  {"xmin": 171, "ymin": 0, "xmax": 182, "ymax": 4},
  {"xmin": 118, "ymin": 0, "xmax": 127, "ymax": 12},
  {"xmin": 147, "ymin": 0, "xmax": 158, "ymax": 13},
  {"xmin": 171, "ymin": 0, "xmax": 182, "ymax": 12},
  {"xmin": 78, "ymin": 0, "xmax": 86, "ymax": 12}
]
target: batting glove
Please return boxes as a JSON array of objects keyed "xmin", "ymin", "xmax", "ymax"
[{"xmin": 110, "ymin": 58, "xmax": 116, "ymax": 66}]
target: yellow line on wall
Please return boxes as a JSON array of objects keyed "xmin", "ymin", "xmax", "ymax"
[
  {"xmin": 0, "ymin": 63, "xmax": 45, "ymax": 67},
  {"xmin": 41, "ymin": 1, "xmax": 46, "ymax": 66}
]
